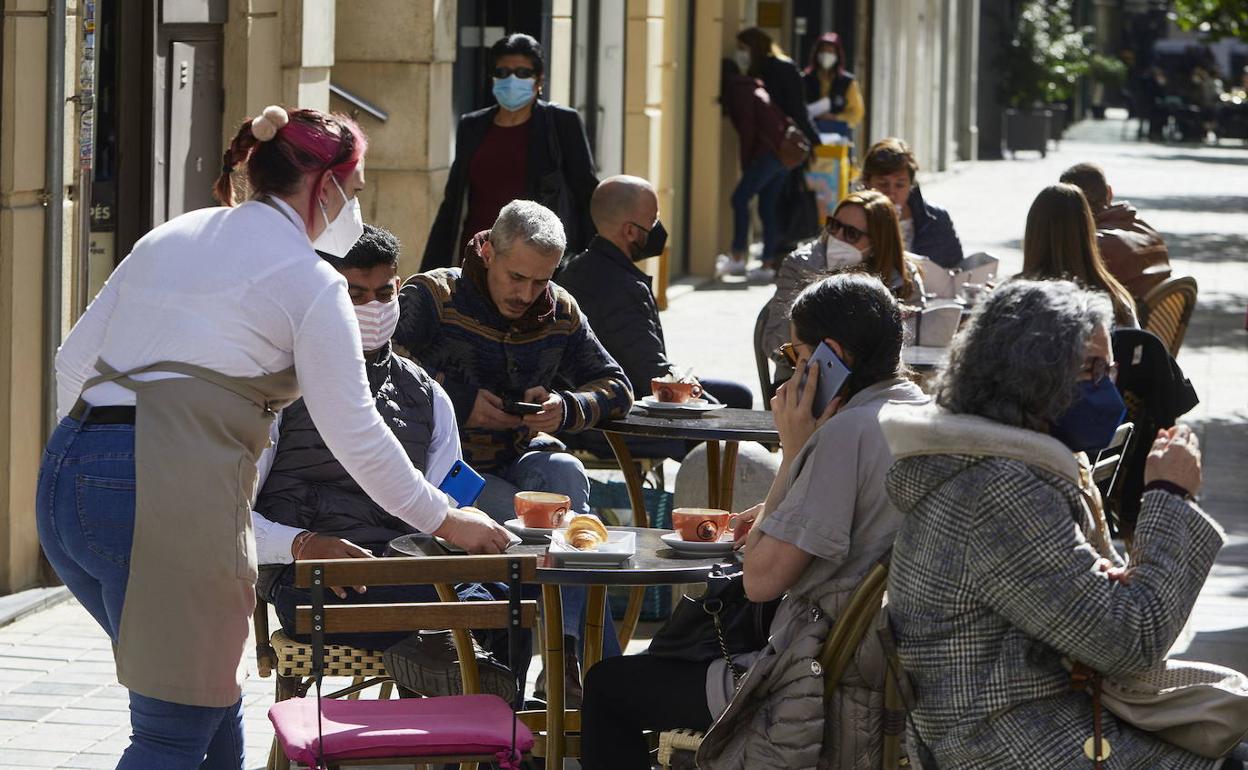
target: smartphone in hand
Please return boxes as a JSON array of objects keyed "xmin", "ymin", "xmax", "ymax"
[
  {"xmin": 801, "ymin": 341, "xmax": 851, "ymax": 417},
  {"xmin": 501, "ymin": 398, "xmax": 544, "ymax": 416},
  {"xmin": 439, "ymin": 460, "xmax": 486, "ymax": 507}
]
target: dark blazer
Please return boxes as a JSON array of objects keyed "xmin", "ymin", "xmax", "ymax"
[
  {"xmin": 557, "ymin": 236, "xmax": 673, "ymax": 398},
  {"xmin": 757, "ymin": 56, "xmax": 820, "ymax": 145},
  {"xmin": 421, "ymin": 101, "xmax": 599, "ymax": 271},
  {"xmin": 908, "ymin": 186, "xmax": 964, "ymax": 268}
]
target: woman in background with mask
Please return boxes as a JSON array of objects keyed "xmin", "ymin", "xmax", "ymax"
[
  {"xmin": 802, "ymin": 32, "xmax": 864, "ymax": 140},
  {"xmin": 39, "ymin": 105, "xmax": 512, "ymax": 769},
  {"xmin": 421, "ymin": 33, "xmax": 599, "ymax": 270},
  {"xmin": 762, "ymin": 189, "xmax": 923, "ymax": 381}
]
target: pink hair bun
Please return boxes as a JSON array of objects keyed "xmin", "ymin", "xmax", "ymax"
[{"xmin": 251, "ymin": 105, "xmax": 290, "ymax": 142}]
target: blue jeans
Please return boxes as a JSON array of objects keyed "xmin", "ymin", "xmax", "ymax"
[
  {"xmin": 36, "ymin": 417, "xmax": 245, "ymax": 770},
  {"xmin": 476, "ymin": 450, "xmax": 621, "ymax": 657},
  {"xmin": 731, "ymin": 151, "xmax": 788, "ymax": 265}
]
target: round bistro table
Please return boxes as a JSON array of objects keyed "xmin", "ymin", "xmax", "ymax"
[{"xmin": 388, "ymin": 529, "xmax": 733, "ymax": 767}]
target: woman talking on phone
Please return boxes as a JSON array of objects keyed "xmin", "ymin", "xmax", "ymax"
[
  {"xmin": 579, "ymin": 273, "xmax": 928, "ymax": 769},
  {"xmin": 37, "ymin": 105, "xmax": 512, "ymax": 769}
]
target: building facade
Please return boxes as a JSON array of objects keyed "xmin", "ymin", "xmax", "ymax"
[{"xmin": 0, "ymin": 0, "xmax": 980, "ymax": 594}]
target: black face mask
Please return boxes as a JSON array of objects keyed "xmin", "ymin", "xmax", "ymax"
[{"xmin": 631, "ymin": 220, "xmax": 668, "ymax": 261}]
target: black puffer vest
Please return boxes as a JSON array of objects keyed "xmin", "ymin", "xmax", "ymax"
[{"xmin": 255, "ymin": 343, "xmax": 436, "ymax": 555}]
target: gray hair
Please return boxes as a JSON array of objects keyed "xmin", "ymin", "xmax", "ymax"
[
  {"xmin": 489, "ymin": 200, "xmax": 567, "ymax": 259},
  {"xmin": 936, "ymin": 279, "xmax": 1114, "ymax": 431}
]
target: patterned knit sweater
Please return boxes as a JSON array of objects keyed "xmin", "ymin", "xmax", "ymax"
[{"xmin": 395, "ymin": 249, "xmax": 633, "ymax": 473}]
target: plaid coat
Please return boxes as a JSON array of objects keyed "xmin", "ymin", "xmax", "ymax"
[{"xmin": 879, "ymin": 404, "xmax": 1225, "ymax": 769}]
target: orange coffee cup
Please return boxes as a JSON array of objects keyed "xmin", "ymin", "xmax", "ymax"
[
  {"xmin": 651, "ymin": 377, "xmax": 703, "ymax": 404},
  {"xmin": 514, "ymin": 491, "xmax": 571, "ymax": 529},
  {"xmin": 672, "ymin": 507, "xmax": 734, "ymax": 542}
]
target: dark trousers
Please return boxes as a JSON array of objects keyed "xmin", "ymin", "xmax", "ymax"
[{"xmin": 580, "ymin": 655, "xmax": 713, "ymax": 770}]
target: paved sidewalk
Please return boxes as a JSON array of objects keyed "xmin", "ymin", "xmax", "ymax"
[{"xmin": 1, "ymin": 117, "xmax": 1244, "ymax": 768}]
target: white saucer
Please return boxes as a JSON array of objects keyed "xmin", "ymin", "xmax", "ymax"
[
  {"xmin": 503, "ymin": 518, "xmax": 553, "ymax": 543},
  {"xmin": 660, "ymin": 531, "xmax": 736, "ymax": 555},
  {"xmin": 638, "ymin": 396, "xmax": 728, "ymax": 413}
]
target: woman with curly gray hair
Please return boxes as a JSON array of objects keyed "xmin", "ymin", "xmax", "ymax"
[{"xmin": 878, "ymin": 279, "xmax": 1240, "ymax": 769}]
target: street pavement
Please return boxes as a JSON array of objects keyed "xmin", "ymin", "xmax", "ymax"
[{"xmin": 0, "ymin": 116, "xmax": 1244, "ymax": 768}]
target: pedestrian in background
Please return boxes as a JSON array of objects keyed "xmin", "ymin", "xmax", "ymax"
[
  {"xmin": 718, "ymin": 58, "xmax": 796, "ymax": 280},
  {"xmin": 735, "ymin": 27, "xmax": 821, "ymax": 275},
  {"xmin": 802, "ymin": 32, "xmax": 864, "ymax": 140},
  {"xmin": 421, "ymin": 33, "xmax": 598, "ymax": 271}
]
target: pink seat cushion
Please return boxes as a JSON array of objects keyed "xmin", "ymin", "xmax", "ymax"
[{"xmin": 269, "ymin": 693, "xmax": 533, "ymax": 768}]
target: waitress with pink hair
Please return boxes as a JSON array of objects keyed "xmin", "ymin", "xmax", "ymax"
[
  {"xmin": 802, "ymin": 31, "xmax": 864, "ymax": 140},
  {"xmin": 38, "ymin": 105, "xmax": 512, "ymax": 769}
]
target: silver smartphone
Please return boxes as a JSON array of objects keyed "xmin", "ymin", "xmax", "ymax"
[{"xmin": 802, "ymin": 341, "xmax": 851, "ymax": 416}]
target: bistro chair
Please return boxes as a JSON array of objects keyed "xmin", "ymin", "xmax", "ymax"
[
  {"xmin": 1139, "ymin": 276, "xmax": 1198, "ymax": 357},
  {"xmin": 1092, "ymin": 422, "xmax": 1135, "ymax": 539},
  {"xmin": 267, "ymin": 555, "xmax": 538, "ymax": 769},
  {"xmin": 657, "ymin": 557, "xmax": 906, "ymax": 769},
  {"xmin": 753, "ymin": 303, "xmax": 775, "ymax": 407},
  {"xmin": 254, "ymin": 593, "xmax": 397, "ymax": 770}
]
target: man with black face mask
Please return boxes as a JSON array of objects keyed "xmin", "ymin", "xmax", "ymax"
[{"xmin": 560, "ymin": 176, "xmax": 753, "ymax": 458}]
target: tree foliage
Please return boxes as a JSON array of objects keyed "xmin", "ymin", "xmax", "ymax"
[
  {"xmin": 1001, "ymin": 0, "xmax": 1094, "ymax": 108},
  {"xmin": 1172, "ymin": 0, "xmax": 1248, "ymax": 41}
]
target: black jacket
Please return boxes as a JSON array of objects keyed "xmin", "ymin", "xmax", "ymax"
[
  {"xmin": 757, "ymin": 56, "xmax": 820, "ymax": 145},
  {"xmin": 908, "ymin": 186, "xmax": 964, "ymax": 269},
  {"xmin": 557, "ymin": 236, "xmax": 672, "ymax": 398},
  {"xmin": 1109, "ymin": 328, "xmax": 1199, "ymax": 535},
  {"xmin": 421, "ymin": 101, "xmax": 599, "ymax": 271}
]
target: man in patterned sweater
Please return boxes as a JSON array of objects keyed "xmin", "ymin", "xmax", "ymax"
[{"xmin": 397, "ymin": 200, "xmax": 633, "ymax": 699}]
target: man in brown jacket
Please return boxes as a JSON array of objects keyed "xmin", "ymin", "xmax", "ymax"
[{"xmin": 1060, "ymin": 162, "xmax": 1172, "ymax": 299}]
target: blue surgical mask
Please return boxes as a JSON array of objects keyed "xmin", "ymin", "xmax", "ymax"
[
  {"xmin": 492, "ymin": 75, "xmax": 536, "ymax": 112},
  {"xmin": 1050, "ymin": 378, "xmax": 1127, "ymax": 455}
]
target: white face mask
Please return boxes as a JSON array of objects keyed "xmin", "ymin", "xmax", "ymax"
[
  {"xmin": 825, "ymin": 234, "xmax": 865, "ymax": 268},
  {"xmin": 312, "ymin": 177, "xmax": 364, "ymax": 258},
  {"xmin": 354, "ymin": 298, "xmax": 399, "ymax": 352},
  {"xmin": 734, "ymin": 49, "xmax": 752, "ymax": 72},
  {"xmin": 818, "ymin": 52, "xmax": 838, "ymax": 70}
]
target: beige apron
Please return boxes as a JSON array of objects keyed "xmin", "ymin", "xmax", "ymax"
[{"xmin": 72, "ymin": 359, "xmax": 299, "ymax": 707}]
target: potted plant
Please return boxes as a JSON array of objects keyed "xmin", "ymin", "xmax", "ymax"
[
  {"xmin": 1000, "ymin": 0, "xmax": 1092, "ymax": 155},
  {"xmin": 1089, "ymin": 54, "xmax": 1128, "ymax": 119}
]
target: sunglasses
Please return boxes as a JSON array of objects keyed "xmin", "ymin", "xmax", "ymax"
[
  {"xmin": 826, "ymin": 218, "xmax": 866, "ymax": 245},
  {"xmin": 778, "ymin": 343, "xmax": 802, "ymax": 367},
  {"xmin": 494, "ymin": 66, "xmax": 537, "ymax": 79},
  {"xmin": 1080, "ymin": 357, "xmax": 1119, "ymax": 385}
]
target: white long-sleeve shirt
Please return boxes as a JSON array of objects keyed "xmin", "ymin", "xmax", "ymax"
[
  {"xmin": 55, "ymin": 197, "xmax": 453, "ymax": 535},
  {"xmin": 250, "ymin": 378, "xmax": 462, "ymax": 564}
]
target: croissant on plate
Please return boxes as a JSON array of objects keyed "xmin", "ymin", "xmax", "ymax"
[{"xmin": 566, "ymin": 515, "xmax": 608, "ymax": 551}]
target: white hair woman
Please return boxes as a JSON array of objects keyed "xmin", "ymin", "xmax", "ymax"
[{"xmin": 880, "ymin": 279, "xmax": 1239, "ymax": 768}]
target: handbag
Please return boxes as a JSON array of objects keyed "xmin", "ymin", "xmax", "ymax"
[
  {"xmin": 535, "ymin": 108, "xmax": 580, "ymax": 249},
  {"xmin": 777, "ymin": 122, "xmax": 813, "ymax": 170},
  {"xmin": 1069, "ymin": 658, "xmax": 1248, "ymax": 761},
  {"xmin": 647, "ymin": 563, "xmax": 781, "ymax": 682}
]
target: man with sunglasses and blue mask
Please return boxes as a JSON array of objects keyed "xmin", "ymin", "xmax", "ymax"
[{"xmin": 422, "ymin": 33, "xmax": 599, "ymax": 271}]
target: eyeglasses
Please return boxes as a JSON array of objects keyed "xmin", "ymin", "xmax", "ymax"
[
  {"xmin": 1080, "ymin": 357, "xmax": 1119, "ymax": 385},
  {"xmin": 778, "ymin": 343, "xmax": 802, "ymax": 367},
  {"xmin": 826, "ymin": 218, "xmax": 866, "ymax": 245},
  {"xmin": 494, "ymin": 66, "xmax": 537, "ymax": 80}
]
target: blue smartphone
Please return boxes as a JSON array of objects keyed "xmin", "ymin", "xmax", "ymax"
[
  {"xmin": 802, "ymin": 341, "xmax": 852, "ymax": 417},
  {"xmin": 439, "ymin": 460, "xmax": 486, "ymax": 507}
]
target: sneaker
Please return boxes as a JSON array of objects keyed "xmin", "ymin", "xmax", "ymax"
[
  {"xmin": 533, "ymin": 635, "xmax": 584, "ymax": 709},
  {"xmin": 746, "ymin": 265, "xmax": 776, "ymax": 282},
  {"xmin": 383, "ymin": 630, "xmax": 515, "ymax": 700},
  {"xmin": 715, "ymin": 254, "xmax": 746, "ymax": 278}
]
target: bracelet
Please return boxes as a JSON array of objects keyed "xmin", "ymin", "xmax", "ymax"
[
  {"xmin": 291, "ymin": 530, "xmax": 315, "ymax": 560},
  {"xmin": 1143, "ymin": 480, "xmax": 1191, "ymax": 499}
]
